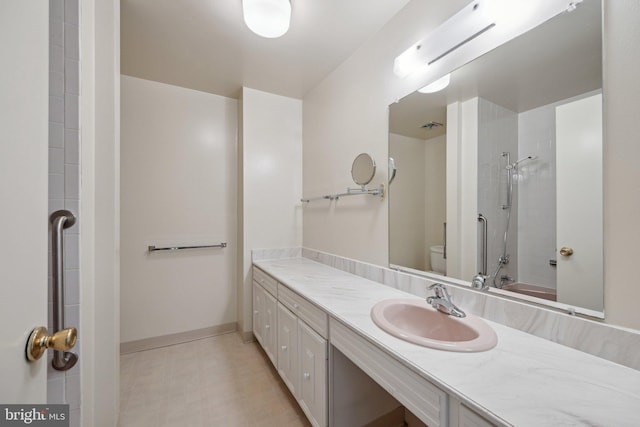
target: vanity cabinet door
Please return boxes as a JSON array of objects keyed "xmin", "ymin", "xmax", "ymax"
[
  {"xmin": 299, "ymin": 321, "xmax": 327, "ymax": 427},
  {"xmin": 252, "ymin": 282, "xmax": 264, "ymax": 346},
  {"xmin": 253, "ymin": 281, "xmax": 277, "ymax": 367},
  {"xmin": 277, "ymin": 302, "xmax": 299, "ymax": 397},
  {"xmin": 263, "ymin": 289, "xmax": 278, "ymax": 367}
]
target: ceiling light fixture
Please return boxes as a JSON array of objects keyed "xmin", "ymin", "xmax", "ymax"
[
  {"xmin": 242, "ymin": 0, "xmax": 291, "ymax": 39},
  {"xmin": 418, "ymin": 73, "xmax": 451, "ymax": 93},
  {"xmin": 393, "ymin": 1, "xmax": 495, "ymax": 78}
]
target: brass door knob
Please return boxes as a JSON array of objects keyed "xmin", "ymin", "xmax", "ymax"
[
  {"xmin": 559, "ymin": 247, "xmax": 574, "ymax": 257},
  {"xmin": 26, "ymin": 326, "xmax": 77, "ymax": 362}
]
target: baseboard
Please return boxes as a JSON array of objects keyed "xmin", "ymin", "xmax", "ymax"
[
  {"xmin": 120, "ymin": 322, "xmax": 237, "ymax": 354},
  {"xmin": 238, "ymin": 330, "xmax": 256, "ymax": 343}
]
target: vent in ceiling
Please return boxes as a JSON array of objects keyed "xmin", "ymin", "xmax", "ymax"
[{"xmin": 421, "ymin": 121, "xmax": 443, "ymax": 130}]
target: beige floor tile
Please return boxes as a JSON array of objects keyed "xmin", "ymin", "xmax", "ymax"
[{"xmin": 119, "ymin": 333, "xmax": 311, "ymax": 427}]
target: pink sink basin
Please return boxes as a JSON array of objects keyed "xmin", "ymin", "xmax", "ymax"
[{"xmin": 371, "ymin": 298, "xmax": 497, "ymax": 352}]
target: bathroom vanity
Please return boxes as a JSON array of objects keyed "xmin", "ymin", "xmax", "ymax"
[{"xmin": 252, "ymin": 255, "xmax": 640, "ymax": 427}]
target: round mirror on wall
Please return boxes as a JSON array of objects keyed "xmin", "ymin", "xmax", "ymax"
[{"xmin": 351, "ymin": 153, "xmax": 376, "ymax": 186}]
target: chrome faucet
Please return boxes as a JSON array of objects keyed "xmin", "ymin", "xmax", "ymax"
[
  {"xmin": 471, "ymin": 273, "xmax": 489, "ymax": 291},
  {"xmin": 427, "ymin": 283, "xmax": 466, "ymax": 318}
]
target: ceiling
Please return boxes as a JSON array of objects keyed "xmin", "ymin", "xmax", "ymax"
[
  {"xmin": 389, "ymin": 0, "xmax": 602, "ymax": 140},
  {"xmin": 121, "ymin": 0, "xmax": 412, "ymax": 99}
]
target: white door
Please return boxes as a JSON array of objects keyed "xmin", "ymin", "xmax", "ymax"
[
  {"xmin": 0, "ymin": 1, "xmax": 50, "ymax": 402},
  {"xmin": 556, "ymin": 93, "xmax": 603, "ymax": 312}
]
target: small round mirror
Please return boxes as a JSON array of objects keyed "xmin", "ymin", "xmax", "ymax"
[{"xmin": 351, "ymin": 153, "xmax": 376, "ymax": 186}]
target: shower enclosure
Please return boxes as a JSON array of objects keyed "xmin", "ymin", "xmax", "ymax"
[
  {"xmin": 475, "ymin": 93, "xmax": 603, "ymax": 311},
  {"xmin": 476, "ymin": 97, "xmax": 557, "ymax": 298}
]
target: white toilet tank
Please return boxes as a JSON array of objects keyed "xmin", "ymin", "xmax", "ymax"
[{"xmin": 430, "ymin": 245, "xmax": 446, "ymax": 275}]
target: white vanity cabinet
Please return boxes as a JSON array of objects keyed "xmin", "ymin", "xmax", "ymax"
[
  {"xmin": 253, "ymin": 267, "xmax": 328, "ymax": 427},
  {"xmin": 277, "ymin": 283, "xmax": 328, "ymax": 427},
  {"xmin": 253, "ymin": 265, "xmax": 491, "ymax": 427},
  {"xmin": 276, "ymin": 301, "xmax": 328, "ymax": 427},
  {"xmin": 252, "ymin": 278, "xmax": 277, "ymax": 367}
]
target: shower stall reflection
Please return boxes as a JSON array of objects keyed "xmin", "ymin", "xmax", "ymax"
[{"xmin": 477, "ymin": 96, "xmax": 559, "ymax": 301}]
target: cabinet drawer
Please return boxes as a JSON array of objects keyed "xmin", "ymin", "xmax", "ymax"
[
  {"xmin": 253, "ymin": 266, "xmax": 277, "ymax": 297},
  {"xmin": 330, "ymin": 318, "xmax": 448, "ymax": 427},
  {"xmin": 278, "ymin": 284, "xmax": 328, "ymax": 339}
]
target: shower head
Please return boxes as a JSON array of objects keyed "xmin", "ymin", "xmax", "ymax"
[{"xmin": 507, "ymin": 155, "xmax": 538, "ymax": 170}]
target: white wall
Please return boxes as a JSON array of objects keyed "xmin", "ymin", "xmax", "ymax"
[
  {"xmin": 79, "ymin": 0, "xmax": 120, "ymax": 424},
  {"xmin": 424, "ymin": 135, "xmax": 447, "ymax": 268},
  {"xmin": 302, "ymin": 0, "xmax": 640, "ymax": 331},
  {"xmin": 120, "ymin": 76, "xmax": 237, "ymax": 343},
  {"xmin": 238, "ymin": 87, "xmax": 302, "ymax": 337},
  {"xmin": 389, "ymin": 133, "xmax": 426, "ymax": 270},
  {"xmin": 603, "ymin": 0, "xmax": 640, "ymax": 330},
  {"xmin": 304, "ymin": 0, "xmax": 469, "ymax": 267}
]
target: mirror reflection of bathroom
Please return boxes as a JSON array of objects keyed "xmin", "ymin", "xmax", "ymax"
[
  {"xmin": 351, "ymin": 153, "xmax": 377, "ymax": 186},
  {"xmin": 477, "ymin": 92, "xmax": 602, "ymax": 311},
  {"xmin": 389, "ymin": 0, "xmax": 603, "ymax": 313}
]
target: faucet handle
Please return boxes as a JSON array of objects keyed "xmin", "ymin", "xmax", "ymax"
[
  {"xmin": 471, "ymin": 273, "xmax": 489, "ymax": 291},
  {"xmin": 426, "ymin": 283, "xmax": 466, "ymax": 318},
  {"xmin": 427, "ymin": 283, "xmax": 449, "ymax": 300}
]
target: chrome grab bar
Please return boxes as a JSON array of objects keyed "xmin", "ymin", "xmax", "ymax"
[
  {"xmin": 478, "ymin": 214, "xmax": 488, "ymax": 276},
  {"xmin": 50, "ymin": 210, "xmax": 78, "ymax": 371},
  {"xmin": 443, "ymin": 222, "xmax": 447, "ymax": 260},
  {"xmin": 148, "ymin": 242, "xmax": 227, "ymax": 252}
]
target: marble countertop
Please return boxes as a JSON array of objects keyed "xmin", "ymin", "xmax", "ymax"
[{"xmin": 254, "ymin": 257, "xmax": 640, "ymax": 427}]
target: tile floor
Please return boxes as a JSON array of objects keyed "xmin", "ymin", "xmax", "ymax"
[{"xmin": 119, "ymin": 333, "xmax": 311, "ymax": 427}]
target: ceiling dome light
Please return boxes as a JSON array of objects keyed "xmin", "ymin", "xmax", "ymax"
[
  {"xmin": 418, "ymin": 74, "xmax": 451, "ymax": 94},
  {"xmin": 243, "ymin": 0, "xmax": 291, "ymax": 39}
]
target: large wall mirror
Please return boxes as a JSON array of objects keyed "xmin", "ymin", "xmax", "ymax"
[{"xmin": 389, "ymin": 0, "xmax": 604, "ymax": 315}]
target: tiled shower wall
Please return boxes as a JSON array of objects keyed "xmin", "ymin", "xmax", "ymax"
[
  {"xmin": 517, "ymin": 104, "xmax": 557, "ymax": 288},
  {"xmin": 48, "ymin": 0, "xmax": 81, "ymax": 425},
  {"xmin": 477, "ymin": 98, "xmax": 518, "ymax": 284}
]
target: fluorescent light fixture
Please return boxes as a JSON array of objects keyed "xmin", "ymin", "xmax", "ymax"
[
  {"xmin": 393, "ymin": 1, "xmax": 495, "ymax": 78},
  {"xmin": 418, "ymin": 73, "xmax": 451, "ymax": 93},
  {"xmin": 243, "ymin": 0, "xmax": 291, "ymax": 38},
  {"xmin": 393, "ymin": 42, "xmax": 427, "ymax": 78}
]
